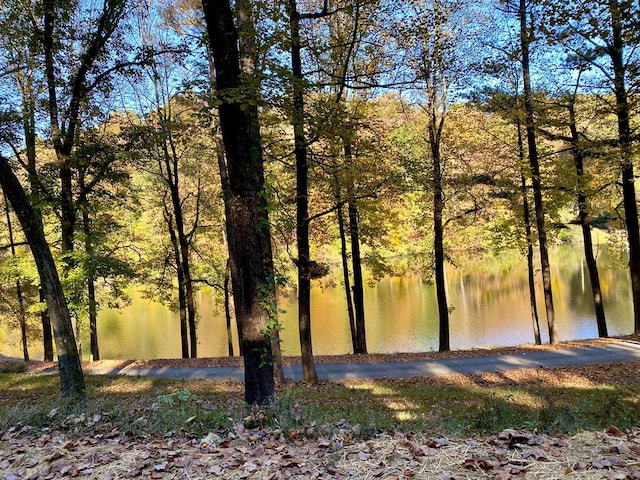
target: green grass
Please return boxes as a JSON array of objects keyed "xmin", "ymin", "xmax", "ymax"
[{"xmin": 1, "ymin": 372, "xmax": 639, "ymax": 440}]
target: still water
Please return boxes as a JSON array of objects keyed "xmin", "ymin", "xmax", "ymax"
[{"xmin": 1, "ymin": 244, "xmax": 634, "ymax": 360}]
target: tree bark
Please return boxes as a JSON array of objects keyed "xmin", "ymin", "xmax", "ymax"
[
  {"xmin": 0, "ymin": 157, "xmax": 85, "ymax": 399},
  {"xmin": 203, "ymin": 0, "xmax": 275, "ymax": 404},
  {"xmin": 519, "ymin": 0, "xmax": 558, "ymax": 344}
]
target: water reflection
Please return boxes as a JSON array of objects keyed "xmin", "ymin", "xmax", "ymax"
[{"xmin": 1, "ymin": 244, "xmax": 634, "ymax": 359}]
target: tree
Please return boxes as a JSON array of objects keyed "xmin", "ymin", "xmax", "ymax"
[
  {"xmin": 202, "ymin": 0, "xmax": 275, "ymax": 405},
  {"xmin": 0, "ymin": 0, "xmax": 54, "ymax": 360},
  {"xmin": 287, "ymin": 0, "xmax": 319, "ymax": 382},
  {"xmin": 394, "ymin": 0, "xmax": 470, "ymax": 351},
  {"xmin": 2, "ymin": 192, "xmax": 29, "ymax": 360},
  {"xmin": 540, "ymin": 0, "xmax": 640, "ymax": 333},
  {"xmin": 0, "ymin": 156, "xmax": 85, "ymax": 399},
  {"xmin": 565, "ymin": 95, "xmax": 608, "ymax": 337},
  {"xmin": 514, "ymin": 0, "xmax": 558, "ymax": 343}
]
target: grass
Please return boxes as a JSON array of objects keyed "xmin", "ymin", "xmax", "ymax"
[{"xmin": 1, "ymin": 368, "xmax": 639, "ymax": 440}]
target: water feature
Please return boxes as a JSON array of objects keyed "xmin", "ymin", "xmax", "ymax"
[{"xmin": 0, "ymin": 243, "xmax": 633, "ymax": 360}]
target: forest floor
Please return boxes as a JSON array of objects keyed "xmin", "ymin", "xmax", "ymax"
[{"xmin": 2, "ymin": 336, "xmax": 640, "ymax": 479}]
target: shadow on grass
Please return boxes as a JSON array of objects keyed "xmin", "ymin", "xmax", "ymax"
[{"xmin": 1, "ymin": 367, "xmax": 639, "ymax": 440}]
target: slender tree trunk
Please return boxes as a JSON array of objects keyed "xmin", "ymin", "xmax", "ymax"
[
  {"xmin": 79, "ymin": 172, "xmax": 100, "ymax": 360},
  {"xmin": 40, "ymin": 288, "xmax": 54, "ymax": 361},
  {"xmin": 165, "ymin": 206, "xmax": 189, "ymax": 358},
  {"xmin": 567, "ymin": 103, "xmax": 608, "ymax": 337},
  {"xmin": 213, "ymin": 117, "xmax": 243, "ymax": 357},
  {"xmin": 0, "ymin": 157, "xmax": 85, "ymax": 399},
  {"xmin": 516, "ymin": 116, "xmax": 541, "ymax": 345},
  {"xmin": 224, "ymin": 259, "xmax": 234, "ymax": 357},
  {"xmin": 21, "ymin": 76, "xmax": 52, "ymax": 360},
  {"xmin": 4, "ymin": 193, "xmax": 29, "ymax": 361},
  {"xmin": 606, "ymin": 0, "xmax": 640, "ymax": 333},
  {"xmin": 288, "ymin": 0, "xmax": 318, "ymax": 383},
  {"xmin": 432, "ymin": 144, "xmax": 450, "ymax": 352},
  {"xmin": 336, "ymin": 200, "xmax": 357, "ymax": 351},
  {"xmin": 175, "ymin": 196, "xmax": 198, "ymax": 359},
  {"xmin": 519, "ymin": 0, "xmax": 558, "ymax": 344},
  {"xmin": 344, "ymin": 143, "xmax": 367, "ymax": 354},
  {"xmin": 203, "ymin": 0, "xmax": 275, "ymax": 404}
]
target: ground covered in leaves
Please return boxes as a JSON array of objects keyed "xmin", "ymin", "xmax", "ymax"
[
  {"xmin": 2, "ymin": 337, "xmax": 640, "ymax": 479},
  {"xmin": 3, "ymin": 423, "xmax": 640, "ymax": 479}
]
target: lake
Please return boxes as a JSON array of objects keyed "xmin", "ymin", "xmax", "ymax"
[{"xmin": 0, "ymin": 243, "xmax": 634, "ymax": 360}]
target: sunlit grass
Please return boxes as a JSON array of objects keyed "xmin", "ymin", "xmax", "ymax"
[{"xmin": 1, "ymin": 372, "xmax": 639, "ymax": 440}]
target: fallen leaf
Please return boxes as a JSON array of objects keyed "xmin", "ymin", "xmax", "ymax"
[
  {"xmin": 606, "ymin": 426, "xmax": 625, "ymax": 438},
  {"xmin": 592, "ymin": 458, "xmax": 613, "ymax": 469}
]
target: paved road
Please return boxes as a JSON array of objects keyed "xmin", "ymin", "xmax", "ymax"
[{"xmin": 86, "ymin": 340, "xmax": 640, "ymax": 382}]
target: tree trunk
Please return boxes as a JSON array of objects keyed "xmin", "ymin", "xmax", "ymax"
[
  {"xmin": 224, "ymin": 260, "xmax": 234, "ymax": 357},
  {"xmin": 165, "ymin": 206, "xmax": 190, "ymax": 358},
  {"xmin": 607, "ymin": 0, "xmax": 640, "ymax": 333},
  {"xmin": 516, "ymin": 116, "xmax": 541, "ymax": 345},
  {"xmin": 79, "ymin": 172, "xmax": 100, "ymax": 361},
  {"xmin": 288, "ymin": 0, "xmax": 318, "ymax": 383},
  {"xmin": 213, "ymin": 118, "xmax": 243, "ymax": 358},
  {"xmin": 344, "ymin": 143, "xmax": 367, "ymax": 354},
  {"xmin": 568, "ymin": 103, "xmax": 608, "ymax": 337},
  {"xmin": 336, "ymin": 201, "xmax": 357, "ymax": 352},
  {"xmin": 21, "ymin": 77, "xmax": 52, "ymax": 361},
  {"xmin": 40, "ymin": 288, "xmax": 54, "ymax": 361},
  {"xmin": 0, "ymin": 157, "xmax": 85, "ymax": 399},
  {"xmin": 203, "ymin": 0, "xmax": 275, "ymax": 405},
  {"xmin": 4, "ymin": 192, "xmax": 29, "ymax": 361},
  {"xmin": 231, "ymin": 0, "xmax": 283, "ymax": 381},
  {"xmin": 433, "ymin": 145, "xmax": 450, "ymax": 352},
  {"xmin": 519, "ymin": 0, "xmax": 558, "ymax": 344}
]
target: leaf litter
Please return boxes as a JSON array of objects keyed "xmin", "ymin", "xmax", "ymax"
[
  {"xmin": 4, "ymin": 336, "xmax": 640, "ymax": 479},
  {"xmin": 3, "ymin": 421, "xmax": 640, "ymax": 479}
]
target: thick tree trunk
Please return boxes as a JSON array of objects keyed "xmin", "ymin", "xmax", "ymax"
[
  {"xmin": 516, "ymin": 117, "xmax": 541, "ymax": 345},
  {"xmin": 203, "ymin": 0, "xmax": 275, "ymax": 404},
  {"xmin": 0, "ymin": 157, "xmax": 85, "ymax": 399},
  {"xmin": 568, "ymin": 104, "xmax": 608, "ymax": 337},
  {"xmin": 233, "ymin": 0, "xmax": 283, "ymax": 382},
  {"xmin": 519, "ymin": 0, "xmax": 558, "ymax": 344},
  {"xmin": 288, "ymin": 0, "xmax": 318, "ymax": 383},
  {"xmin": 607, "ymin": 0, "xmax": 640, "ymax": 333}
]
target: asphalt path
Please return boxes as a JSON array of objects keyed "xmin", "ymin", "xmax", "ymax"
[{"xmin": 86, "ymin": 340, "xmax": 640, "ymax": 382}]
